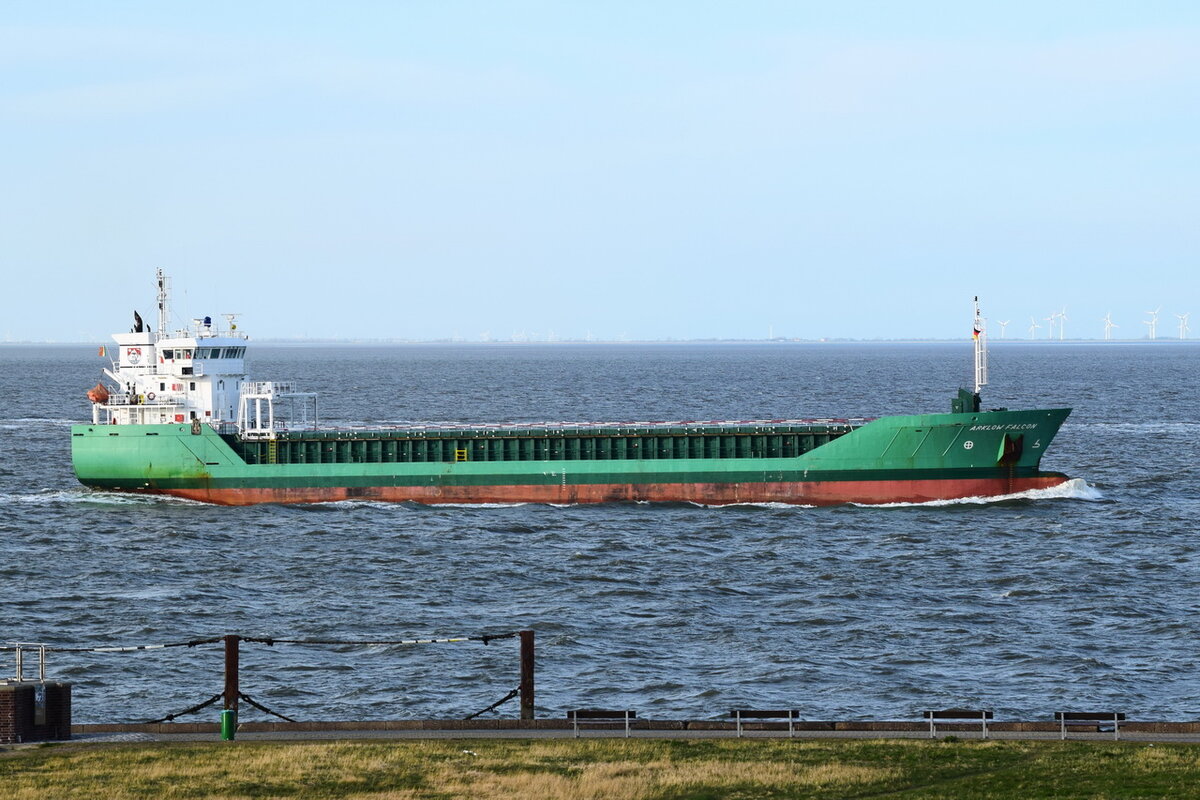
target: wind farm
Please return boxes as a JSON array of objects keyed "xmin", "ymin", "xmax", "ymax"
[
  {"xmin": 779, "ymin": 303, "xmax": 1193, "ymax": 343},
  {"xmin": 811, "ymin": 304, "xmax": 1194, "ymax": 344},
  {"xmin": 994, "ymin": 305, "xmax": 1192, "ymax": 342}
]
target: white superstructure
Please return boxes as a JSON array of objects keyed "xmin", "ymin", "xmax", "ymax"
[{"xmin": 90, "ymin": 270, "xmax": 314, "ymax": 437}]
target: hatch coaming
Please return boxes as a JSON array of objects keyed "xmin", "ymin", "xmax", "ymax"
[{"xmin": 221, "ymin": 420, "xmax": 866, "ymax": 465}]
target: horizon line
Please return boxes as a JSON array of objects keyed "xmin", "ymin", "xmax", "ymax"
[{"xmin": 3, "ymin": 337, "xmax": 1198, "ymax": 346}]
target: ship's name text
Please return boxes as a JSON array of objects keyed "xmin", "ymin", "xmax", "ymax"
[{"xmin": 968, "ymin": 423, "xmax": 1039, "ymax": 432}]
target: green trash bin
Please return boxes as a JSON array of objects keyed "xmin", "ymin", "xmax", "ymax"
[{"xmin": 220, "ymin": 709, "xmax": 237, "ymax": 741}]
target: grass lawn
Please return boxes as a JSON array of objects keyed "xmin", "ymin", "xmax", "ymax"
[{"xmin": 2, "ymin": 737, "xmax": 1199, "ymax": 799}]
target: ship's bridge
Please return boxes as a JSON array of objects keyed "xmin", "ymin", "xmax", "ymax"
[{"xmin": 155, "ymin": 337, "xmax": 247, "ymax": 379}]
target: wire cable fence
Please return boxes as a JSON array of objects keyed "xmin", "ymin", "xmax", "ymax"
[{"xmin": 4, "ymin": 630, "xmax": 534, "ymax": 725}]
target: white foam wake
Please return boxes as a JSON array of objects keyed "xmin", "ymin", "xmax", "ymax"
[
  {"xmin": 859, "ymin": 478, "xmax": 1103, "ymax": 508},
  {"xmin": 305, "ymin": 499, "xmax": 531, "ymax": 510},
  {"xmin": 3, "ymin": 488, "xmax": 206, "ymax": 506},
  {"xmin": 692, "ymin": 501, "xmax": 816, "ymax": 510},
  {"xmin": 0, "ymin": 418, "xmax": 81, "ymax": 431}
]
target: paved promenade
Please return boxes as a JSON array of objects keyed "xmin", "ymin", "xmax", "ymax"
[{"xmin": 66, "ymin": 719, "xmax": 1200, "ymax": 744}]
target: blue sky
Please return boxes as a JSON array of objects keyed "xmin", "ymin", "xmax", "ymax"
[{"xmin": 3, "ymin": 2, "xmax": 1198, "ymax": 341}]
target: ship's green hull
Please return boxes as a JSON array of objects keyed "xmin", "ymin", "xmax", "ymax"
[{"xmin": 71, "ymin": 407, "xmax": 1071, "ymax": 506}]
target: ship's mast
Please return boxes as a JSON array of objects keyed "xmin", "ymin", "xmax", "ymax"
[
  {"xmin": 973, "ymin": 295, "xmax": 988, "ymax": 394},
  {"xmin": 156, "ymin": 268, "xmax": 170, "ymax": 340}
]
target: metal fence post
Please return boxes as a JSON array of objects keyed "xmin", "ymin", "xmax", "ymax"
[
  {"xmin": 519, "ymin": 630, "xmax": 534, "ymax": 720},
  {"xmin": 223, "ymin": 635, "xmax": 240, "ymax": 712}
]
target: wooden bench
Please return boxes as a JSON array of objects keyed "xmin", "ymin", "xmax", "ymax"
[
  {"xmin": 923, "ymin": 709, "xmax": 993, "ymax": 739},
  {"xmin": 567, "ymin": 709, "xmax": 636, "ymax": 738},
  {"xmin": 1055, "ymin": 712, "xmax": 1126, "ymax": 740},
  {"xmin": 729, "ymin": 709, "xmax": 802, "ymax": 738}
]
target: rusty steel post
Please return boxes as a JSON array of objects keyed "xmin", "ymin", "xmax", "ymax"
[
  {"xmin": 519, "ymin": 630, "xmax": 535, "ymax": 720},
  {"xmin": 223, "ymin": 635, "xmax": 240, "ymax": 712}
]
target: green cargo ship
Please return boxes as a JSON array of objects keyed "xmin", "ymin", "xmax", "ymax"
[{"xmin": 72, "ymin": 277, "xmax": 1071, "ymax": 506}]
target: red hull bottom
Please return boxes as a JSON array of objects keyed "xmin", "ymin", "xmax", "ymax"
[{"xmin": 153, "ymin": 475, "xmax": 1071, "ymax": 507}]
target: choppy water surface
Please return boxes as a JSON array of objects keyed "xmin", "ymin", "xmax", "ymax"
[{"xmin": 2, "ymin": 342, "xmax": 1198, "ymax": 723}]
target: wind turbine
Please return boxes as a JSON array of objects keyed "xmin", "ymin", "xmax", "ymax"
[
  {"xmin": 997, "ymin": 320, "xmax": 1010, "ymax": 339},
  {"xmin": 1178, "ymin": 312, "xmax": 1191, "ymax": 340},
  {"xmin": 1144, "ymin": 307, "xmax": 1161, "ymax": 340},
  {"xmin": 1044, "ymin": 312, "xmax": 1057, "ymax": 340},
  {"xmin": 1058, "ymin": 307, "xmax": 1068, "ymax": 341},
  {"xmin": 1028, "ymin": 316, "xmax": 1041, "ymax": 340},
  {"xmin": 1102, "ymin": 312, "xmax": 1118, "ymax": 341}
]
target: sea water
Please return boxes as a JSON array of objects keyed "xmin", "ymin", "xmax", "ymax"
[{"xmin": 1, "ymin": 342, "xmax": 1197, "ymax": 724}]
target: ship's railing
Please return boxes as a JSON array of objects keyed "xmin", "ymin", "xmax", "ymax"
[
  {"xmin": 164, "ymin": 324, "xmax": 249, "ymax": 341},
  {"xmin": 104, "ymin": 393, "xmax": 185, "ymax": 408},
  {"xmin": 220, "ymin": 420, "xmax": 316, "ymax": 438},
  {"xmin": 242, "ymin": 381, "xmax": 298, "ymax": 396},
  {"xmin": 94, "ymin": 402, "xmax": 191, "ymax": 427},
  {"xmin": 273, "ymin": 419, "xmax": 320, "ymax": 432}
]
